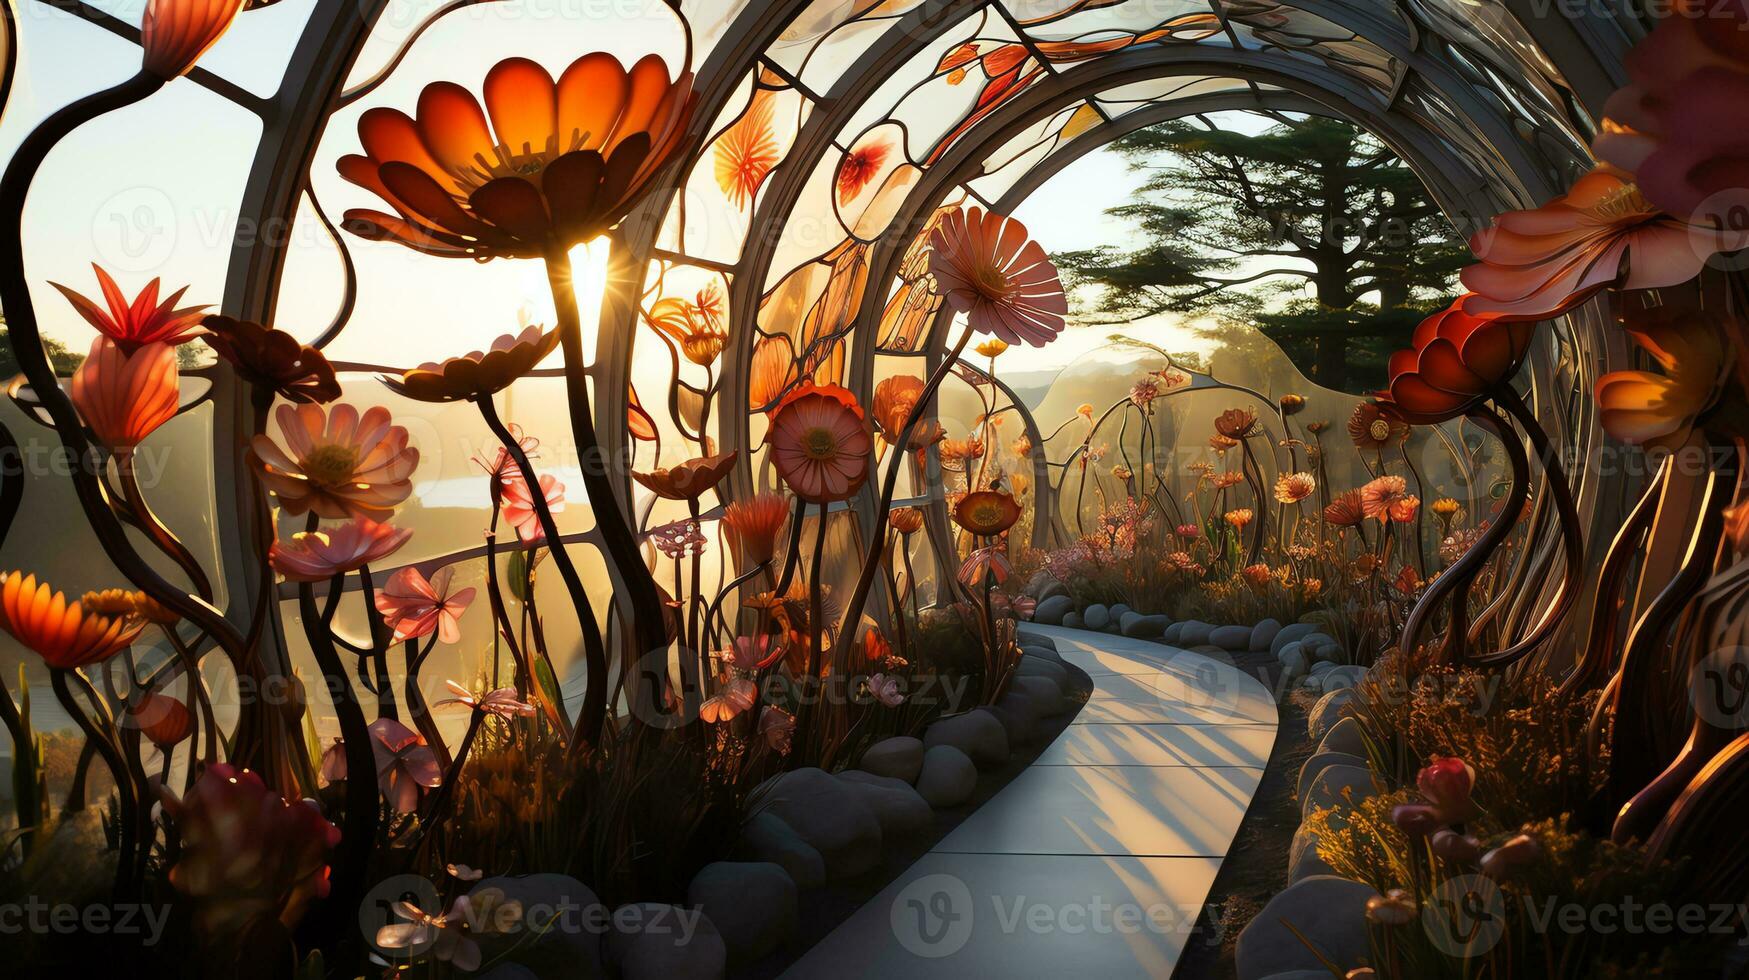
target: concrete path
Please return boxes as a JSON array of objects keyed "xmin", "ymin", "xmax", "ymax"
[{"xmin": 782, "ymin": 625, "xmax": 1278, "ymax": 978}]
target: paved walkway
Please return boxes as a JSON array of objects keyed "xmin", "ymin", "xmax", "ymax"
[{"xmin": 782, "ymin": 625, "xmax": 1278, "ymax": 978}]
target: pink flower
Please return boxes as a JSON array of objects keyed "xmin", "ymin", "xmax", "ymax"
[
  {"xmin": 1417, "ymin": 756, "xmax": 1478, "ymax": 824},
  {"xmin": 369, "ymin": 717, "xmax": 441, "ymax": 813},
  {"xmin": 318, "ymin": 737, "xmax": 346, "ymax": 786},
  {"xmin": 957, "ymin": 545, "xmax": 1012, "ymax": 588},
  {"xmin": 435, "ymin": 679, "xmax": 534, "ymax": 719},
  {"xmin": 500, "ymin": 471, "xmax": 565, "ymax": 544},
  {"xmin": 250, "ymin": 403, "xmax": 418, "ymax": 520},
  {"xmin": 866, "ymin": 673, "xmax": 904, "ymax": 707},
  {"xmin": 928, "ymin": 206, "xmax": 1067, "ymax": 346},
  {"xmin": 472, "ymin": 424, "xmax": 540, "ymax": 486},
  {"xmin": 758, "ymin": 706, "xmax": 795, "ymax": 754},
  {"xmin": 699, "ymin": 677, "xmax": 755, "ymax": 723},
  {"xmin": 376, "ymin": 897, "xmax": 483, "ymax": 971},
  {"xmin": 374, "ymin": 566, "xmax": 475, "ymax": 643},
  {"xmin": 269, "ymin": 518, "xmax": 412, "ymax": 582}
]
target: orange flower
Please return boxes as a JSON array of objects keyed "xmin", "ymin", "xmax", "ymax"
[
  {"xmin": 1596, "ymin": 307, "xmax": 1729, "ymax": 452},
  {"xmin": 748, "ymin": 335, "xmax": 799, "ymax": 411},
  {"xmin": 131, "ymin": 692, "xmax": 194, "ymax": 748},
  {"xmin": 69, "ymin": 338, "xmax": 180, "ymax": 452},
  {"xmin": 1241, "ymin": 564, "xmax": 1272, "ymax": 588},
  {"xmin": 1348, "ymin": 403, "xmax": 1409, "ymax": 452},
  {"xmin": 1462, "ymin": 167, "xmax": 1747, "ymax": 320},
  {"xmin": 861, "ymin": 626, "xmax": 892, "ymax": 664},
  {"xmin": 340, "ymin": 53, "xmax": 694, "ymax": 259},
  {"xmin": 714, "ymin": 90, "xmax": 779, "ymax": 209},
  {"xmin": 0, "ymin": 573, "xmax": 144, "ymax": 669},
  {"xmin": 889, "ymin": 506, "xmax": 923, "ymax": 535},
  {"xmin": 1225, "ymin": 508, "xmax": 1254, "ymax": 530},
  {"xmin": 1393, "ymin": 566, "xmax": 1424, "ymax": 594},
  {"xmin": 632, "ymin": 451, "xmax": 737, "ymax": 502},
  {"xmin": 50, "ymin": 265, "xmax": 207, "ymax": 352},
  {"xmin": 767, "ymin": 383, "xmax": 872, "ymax": 503},
  {"xmin": 1324, "ymin": 490, "xmax": 1365, "ymax": 528},
  {"xmin": 872, "ymin": 375, "xmax": 926, "ymax": 440},
  {"xmin": 1388, "ymin": 495, "xmax": 1421, "ymax": 524},
  {"xmin": 940, "ymin": 437, "xmax": 984, "ymax": 464},
  {"xmin": 927, "ymin": 206, "xmax": 1066, "ymax": 346},
  {"xmin": 268, "ymin": 518, "xmax": 412, "ymax": 582},
  {"xmin": 250, "ymin": 403, "xmax": 419, "ymax": 520},
  {"xmin": 1385, "ymin": 297, "xmax": 1535, "ymax": 423},
  {"xmin": 1274, "ymin": 472, "xmax": 1316, "ymax": 504},
  {"xmin": 1360, "ymin": 475, "xmax": 1408, "ymax": 521},
  {"xmin": 837, "ymin": 137, "xmax": 890, "ymax": 204},
  {"xmin": 953, "ymin": 489, "xmax": 1021, "ymax": 536},
  {"xmin": 381, "ymin": 325, "xmax": 559, "ymax": 402},
  {"xmin": 1011, "ymin": 435, "xmax": 1032, "ymax": 458},
  {"xmin": 645, "ymin": 283, "xmax": 728, "ymax": 366},
  {"xmin": 724, "ymin": 491, "xmax": 790, "ymax": 565},
  {"xmin": 140, "ymin": 0, "xmax": 246, "ymax": 79},
  {"xmin": 202, "ymin": 315, "xmax": 340, "ymax": 404}
]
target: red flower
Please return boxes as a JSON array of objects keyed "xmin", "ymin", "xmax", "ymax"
[
  {"xmin": 1384, "ymin": 297, "xmax": 1535, "ymax": 423},
  {"xmin": 340, "ymin": 54, "xmax": 694, "ymax": 259},
  {"xmin": 140, "ymin": 0, "xmax": 245, "ymax": 80},
  {"xmin": 50, "ymin": 265, "xmax": 207, "ymax": 352},
  {"xmin": 1417, "ymin": 756, "xmax": 1478, "ymax": 824},
  {"xmin": 69, "ymin": 338, "xmax": 180, "ymax": 452},
  {"xmin": 837, "ymin": 137, "xmax": 891, "ymax": 205}
]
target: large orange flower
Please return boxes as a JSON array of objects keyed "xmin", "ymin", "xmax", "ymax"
[
  {"xmin": 140, "ymin": 0, "xmax": 246, "ymax": 80},
  {"xmin": 632, "ymin": 451, "xmax": 737, "ymax": 501},
  {"xmin": 1462, "ymin": 167, "xmax": 1747, "ymax": 320},
  {"xmin": 50, "ymin": 265, "xmax": 207, "ymax": 352},
  {"xmin": 953, "ymin": 489, "xmax": 1021, "ymax": 536},
  {"xmin": 69, "ymin": 338, "xmax": 180, "ymax": 452},
  {"xmin": 928, "ymin": 206, "xmax": 1066, "ymax": 346},
  {"xmin": 1384, "ymin": 297, "xmax": 1536, "ymax": 423},
  {"xmin": 250, "ymin": 403, "xmax": 418, "ymax": 520},
  {"xmin": 768, "ymin": 383, "xmax": 872, "ymax": 503},
  {"xmin": 723, "ymin": 491, "xmax": 790, "ymax": 566},
  {"xmin": 1596, "ymin": 307, "xmax": 1730, "ymax": 452},
  {"xmin": 339, "ymin": 53, "xmax": 694, "ymax": 259},
  {"xmin": 381, "ymin": 325, "xmax": 559, "ymax": 402},
  {"xmin": 0, "ymin": 572, "xmax": 144, "ymax": 669}
]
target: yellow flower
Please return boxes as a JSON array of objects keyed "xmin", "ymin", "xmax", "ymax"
[
  {"xmin": 975, "ymin": 338, "xmax": 1010, "ymax": 359},
  {"xmin": 1597, "ymin": 309, "xmax": 1730, "ymax": 453}
]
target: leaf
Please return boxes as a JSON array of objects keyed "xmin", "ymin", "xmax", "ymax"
[
  {"xmin": 532, "ymin": 658, "xmax": 566, "ymax": 731},
  {"xmin": 507, "ymin": 549, "xmax": 532, "ymax": 603}
]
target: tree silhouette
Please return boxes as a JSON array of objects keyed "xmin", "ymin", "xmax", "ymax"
[{"xmin": 1056, "ymin": 113, "xmax": 1465, "ymax": 393}]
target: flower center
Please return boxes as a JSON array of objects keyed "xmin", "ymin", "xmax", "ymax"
[
  {"xmin": 304, "ymin": 443, "xmax": 361, "ymax": 486},
  {"xmin": 1369, "ymin": 419, "xmax": 1391, "ymax": 441},
  {"xmin": 1585, "ymin": 183, "xmax": 1652, "ymax": 223},
  {"xmin": 973, "ymin": 266, "xmax": 1009, "ymax": 298},
  {"xmin": 802, "ymin": 427, "xmax": 839, "ymax": 461}
]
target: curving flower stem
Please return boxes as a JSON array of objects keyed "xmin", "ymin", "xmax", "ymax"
[
  {"xmin": 1400, "ymin": 406, "xmax": 1528, "ymax": 665},
  {"xmin": 796, "ymin": 503, "xmax": 830, "ymax": 766},
  {"xmin": 114, "ymin": 450, "xmax": 214, "ymax": 601},
  {"xmin": 474, "ymin": 393, "xmax": 602, "ymax": 750},
  {"xmin": 542, "ymin": 243, "xmax": 668, "ymax": 744},
  {"xmin": 1467, "ymin": 387, "xmax": 1586, "ymax": 668},
  {"xmin": 836, "ymin": 323, "xmax": 977, "ymax": 669},
  {"xmin": 51, "ymin": 668, "xmax": 137, "ymax": 899},
  {"xmin": 0, "ymin": 71, "xmax": 293, "ymax": 784}
]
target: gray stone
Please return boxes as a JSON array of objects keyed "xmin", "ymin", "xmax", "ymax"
[
  {"xmin": 1275, "ymin": 640, "xmax": 1305, "ymax": 667},
  {"xmin": 1289, "ymin": 843, "xmax": 1338, "ymax": 884},
  {"xmin": 605, "ymin": 903, "xmax": 726, "ymax": 980},
  {"xmin": 1023, "ymin": 569, "xmax": 1062, "ymax": 600},
  {"xmin": 1270, "ymin": 622, "xmax": 1320, "ymax": 659},
  {"xmin": 1035, "ymin": 594, "xmax": 1074, "ymax": 625},
  {"xmin": 467, "ymin": 873, "xmax": 602, "ymax": 978},
  {"xmin": 1109, "ymin": 603, "xmax": 1131, "ymax": 621},
  {"xmin": 858, "ymin": 736, "xmax": 924, "ymax": 783},
  {"xmin": 1309, "ymin": 660, "xmax": 1337, "ymax": 676},
  {"xmin": 754, "ymin": 768, "xmax": 882, "ymax": 878},
  {"xmin": 1211, "ymin": 624, "xmax": 1253, "ymax": 651},
  {"xmin": 1020, "ymin": 643, "xmax": 1064, "ymax": 666},
  {"xmin": 1318, "ymin": 717, "xmax": 1368, "ymax": 758},
  {"xmin": 1302, "ymin": 764, "xmax": 1377, "ymax": 818},
  {"xmin": 1061, "ymin": 611, "xmax": 1084, "ymax": 630},
  {"xmin": 1016, "ymin": 656, "xmax": 1070, "ymax": 692},
  {"xmin": 990, "ymin": 693, "xmax": 1038, "ymax": 743},
  {"xmin": 1011, "ymin": 675, "xmax": 1067, "ymax": 716},
  {"xmin": 1119, "ymin": 611, "xmax": 1166, "ymax": 638},
  {"xmin": 1279, "ymin": 647, "xmax": 1309, "ymax": 685},
  {"xmin": 1178, "ymin": 621, "xmax": 1214, "ymax": 647},
  {"xmin": 739, "ymin": 811, "xmax": 825, "ymax": 890},
  {"xmin": 1024, "ymin": 634, "xmax": 1057, "ymax": 651},
  {"xmin": 1084, "ymin": 603, "xmax": 1112, "ymax": 630},
  {"xmin": 1250, "ymin": 618, "xmax": 1283, "ymax": 652},
  {"xmin": 1301, "ymin": 674, "xmax": 1324, "ymax": 694},
  {"xmin": 1308, "ymin": 688, "xmax": 1360, "ymax": 741},
  {"xmin": 1297, "ymin": 751, "xmax": 1367, "ymax": 810},
  {"xmin": 1236, "ymin": 876, "xmax": 1378, "ymax": 979},
  {"xmin": 916, "ymin": 745, "xmax": 977, "ymax": 807},
  {"xmin": 1321, "ymin": 665, "xmax": 1366, "ymax": 692},
  {"xmin": 1161, "ymin": 622, "xmax": 1185, "ymax": 645},
  {"xmin": 835, "ymin": 771, "xmax": 934, "ymax": 835},
  {"xmin": 923, "ymin": 709, "xmax": 1009, "ymax": 768},
  {"xmin": 686, "ymin": 862, "xmax": 796, "ymax": 964}
]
